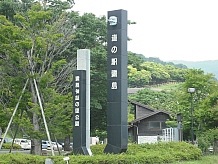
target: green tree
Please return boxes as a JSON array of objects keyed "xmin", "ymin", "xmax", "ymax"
[
  {"xmin": 141, "ymin": 62, "xmax": 171, "ymax": 84},
  {"xmin": 176, "ymin": 69, "xmax": 218, "ymax": 140},
  {"xmin": 0, "ymin": 0, "xmax": 78, "ymax": 154},
  {"xmin": 1, "ymin": 1, "xmax": 109, "ymax": 151},
  {"xmin": 68, "ymin": 12, "xmax": 107, "ymax": 136},
  {"xmin": 128, "ymin": 65, "xmax": 151, "ymax": 87},
  {"xmin": 128, "ymin": 52, "xmax": 144, "ymax": 70},
  {"xmin": 0, "ymin": 14, "xmax": 27, "ymax": 138},
  {"xmin": 164, "ymin": 64, "xmax": 187, "ymax": 82},
  {"xmin": 129, "ymin": 88, "xmax": 178, "ymax": 112}
]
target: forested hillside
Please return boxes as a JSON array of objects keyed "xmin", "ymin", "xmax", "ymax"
[
  {"xmin": 128, "ymin": 52, "xmax": 188, "ymax": 87},
  {"xmin": 128, "ymin": 53, "xmax": 218, "ymax": 147},
  {"xmin": 128, "ymin": 69, "xmax": 218, "ymax": 144}
]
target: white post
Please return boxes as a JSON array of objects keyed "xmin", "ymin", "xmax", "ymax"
[
  {"xmin": 33, "ymin": 79, "xmax": 54, "ymax": 156},
  {"xmin": 77, "ymin": 49, "xmax": 92, "ymax": 155},
  {"xmin": 170, "ymin": 128, "xmax": 173, "ymax": 141},
  {"xmin": 27, "ymin": 51, "xmax": 54, "ymax": 156}
]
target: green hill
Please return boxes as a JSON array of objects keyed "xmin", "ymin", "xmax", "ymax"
[{"xmin": 170, "ymin": 60, "xmax": 218, "ymax": 79}]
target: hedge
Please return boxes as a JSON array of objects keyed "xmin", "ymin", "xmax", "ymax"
[{"xmin": 0, "ymin": 142, "xmax": 202, "ymax": 164}]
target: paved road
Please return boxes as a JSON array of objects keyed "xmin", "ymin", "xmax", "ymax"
[
  {"xmin": 0, "ymin": 149, "xmax": 30, "ymax": 154},
  {"xmin": 0, "ymin": 149, "xmax": 66, "ymax": 156}
]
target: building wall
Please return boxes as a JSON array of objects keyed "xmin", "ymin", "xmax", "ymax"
[{"xmin": 138, "ymin": 113, "xmax": 170, "ymax": 136}]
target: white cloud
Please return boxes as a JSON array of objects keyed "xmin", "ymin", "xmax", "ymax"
[{"xmin": 73, "ymin": 0, "xmax": 218, "ymax": 61}]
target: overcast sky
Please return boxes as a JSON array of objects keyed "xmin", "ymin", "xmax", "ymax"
[{"xmin": 73, "ymin": 0, "xmax": 218, "ymax": 62}]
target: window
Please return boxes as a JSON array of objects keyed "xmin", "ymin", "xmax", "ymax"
[
  {"xmin": 149, "ymin": 122, "xmax": 160, "ymax": 129},
  {"xmin": 161, "ymin": 122, "xmax": 167, "ymax": 129},
  {"xmin": 149, "ymin": 121, "xmax": 166, "ymax": 130}
]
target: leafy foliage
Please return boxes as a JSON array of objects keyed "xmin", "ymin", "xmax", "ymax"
[
  {"xmin": 197, "ymin": 128, "xmax": 218, "ymax": 153},
  {"xmin": 129, "ymin": 68, "xmax": 218, "ymax": 141},
  {"xmin": 128, "ymin": 53, "xmax": 187, "ymax": 87},
  {"xmin": 177, "ymin": 69, "xmax": 218, "ymax": 139},
  {"xmin": 0, "ymin": 0, "xmax": 78, "ymax": 153},
  {"xmin": 0, "ymin": 0, "xmax": 109, "ymax": 150},
  {"xmin": 128, "ymin": 65, "xmax": 151, "ymax": 87},
  {"xmin": 129, "ymin": 88, "xmax": 179, "ymax": 113},
  {"xmin": 0, "ymin": 142, "xmax": 202, "ymax": 164},
  {"xmin": 2, "ymin": 143, "xmax": 21, "ymax": 149}
]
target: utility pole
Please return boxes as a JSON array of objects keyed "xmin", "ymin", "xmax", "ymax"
[{"xmin": 188, "ymin": 88, "xmax": 195, "ymax": 145}]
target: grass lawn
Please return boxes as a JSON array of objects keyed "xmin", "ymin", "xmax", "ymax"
[
  {"xmin": 155, "ymin": 82, "xmax": 182, "ymax": 91},
  {"xmin": 173, "ymin": 155, "xmax": 218, "ymax": 164}
]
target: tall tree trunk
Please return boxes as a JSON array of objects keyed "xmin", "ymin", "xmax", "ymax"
[
  {"xmin": 64, "ymin": 135, "xmax": 71, "ymax": 151},
  {"xmin": 30, "ymin": 79, "xmax": 41, "ymax": 155},
  {"xmin": 0, "ymin": 127, "xmax": 2, "ymax": 138}
]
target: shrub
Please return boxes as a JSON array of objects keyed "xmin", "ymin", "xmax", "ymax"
[
  {"xmin": 91, "ymin": 141, "xmax": 202, "ymax": 163},
  {"xmin": 0, "ymin": 142, "xmax": 202, "ymax": 164},
  {"xmin": 2, "ymin": 143, "xmax": 21, "ymax": 149},
  {"xmin": 197, "ymin": 128, "xmax": 218, "ymax": 153}
]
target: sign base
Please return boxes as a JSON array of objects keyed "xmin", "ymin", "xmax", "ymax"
[
  {"xmin": 104, "ymin": 144, "xmax": 127, "ymax": 154},
  {"xmin": 73, "ymin": 147, "xmax": 90, "ymax": 155}
]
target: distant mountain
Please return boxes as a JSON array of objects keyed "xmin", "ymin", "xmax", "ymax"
[
  {"xmin": 134, "ymin": 53, "xmax": 218, "ymax": 79},
  {"xmin": 139, "ymin": 56, "xmax": 188, "ymax": 69},
  {"xmin": 170, "ymin": 60, "xmax": 218, "ymax": 79}
]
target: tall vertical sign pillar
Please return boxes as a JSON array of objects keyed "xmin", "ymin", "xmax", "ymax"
[
  {"xmin": 73, "ymin": 49, "xmax": 92, "ymax": 155},
  {"xmin": 104, "ymin": 10, "xmax": 128, "ymax": 154},
  {"xmin": 73, "ymin": 70, "xmax": 87, "ymax": 154}
]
